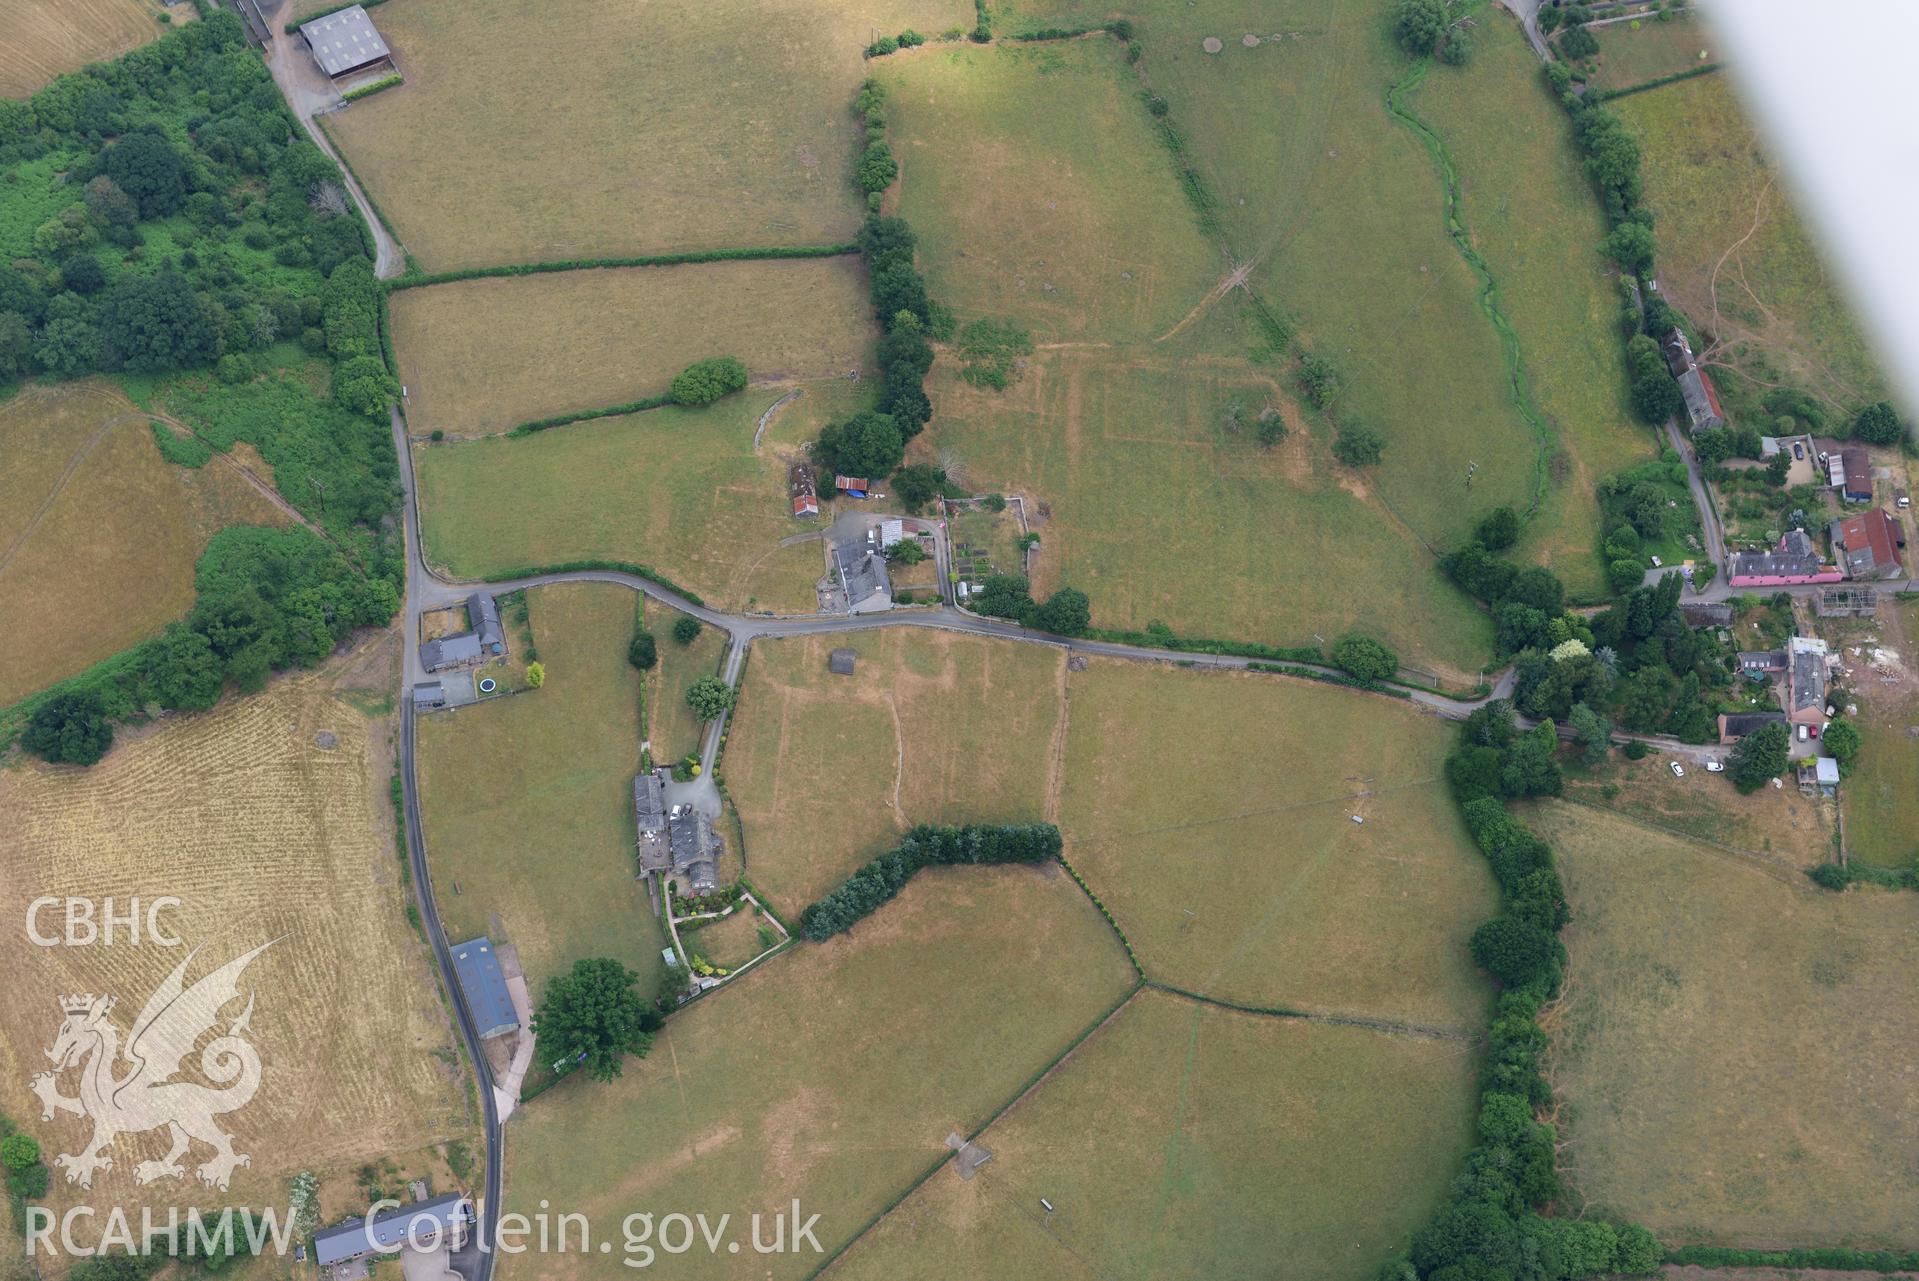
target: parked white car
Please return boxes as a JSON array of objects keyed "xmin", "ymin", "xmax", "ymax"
[
  {"xmin": 1670, "ymin": 761, "xmax": 1685, "ymax": 778},
  {"xmin": 1705, "ymin": 760, "xmax": 1724, "ymax": 773}
]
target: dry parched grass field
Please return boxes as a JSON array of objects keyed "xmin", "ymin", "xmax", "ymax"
[
  {"xmin": 1613, "ymin": 74, "xmax": 1888, "ymax": 416},
  {"xmin": 832, "ymin": 988, "xmax": 1479, "ymax": 1281},
  {"xmin": 416, "ymin": 583, "xmax": 669, "ymax": 1000},
  {"xmin": 645, "ymin": 601, "xmax": 728, "ymax": 768},
  {"xmin": 877, "ymin": 41, "xmax": 1225, "ymax": 344},
  {"xmin": 723, "ymin": 631, "xmax": 1065, "ymax": 916},
  {"xmin": 0, "ymin": 0, "xmax": 183, "ymax": 98},
  {"xmin": 1059, "ymin": 661, "xmax": 1497, "ymax": 1032},
  {"xmin": 325, "ymin": 0, "xmax": 970, "ymax": 269},
  {"xmin": 500, "ymin": 864, "xmax": 1136, "ymax": 1281},
  {"xmin": 0, "ymin": 669, "xmax": 471, "ymax": 1248},
  {"xmin": 923, "ymin": 349, "xmax": 1494, "ymax": 677},
  {"xmin": 414, "ymin": 380, "xmax": 863, "ymax": 611},
  {"xmin": 390, "ymin": 258, "xmax": 876, "ymax": 437},
  {"xmin": 0, "ymin": 382, "xmax": 288, "ymax": 709},
  {"xmin": 1529, "ymin": 801, "xmax": 1919, "ymax": 1249}
]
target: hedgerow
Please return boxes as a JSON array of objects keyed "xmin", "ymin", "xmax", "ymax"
[
  {"xmin": 505, "ymin": 395, "xmax": 674, "ymax": 436},
  {"xmin": 384, "ymin": 244, "xmax": 859, "ymax": 293},
  {"xmin": 1083, "ymin": 626, "xmax": 1320, "ymax": 664},
  {"xmin": 1594, "ymin": 62, "xmax": 1722, "ymax": 102},
  {"xmin": 342, "ymin": 74, "xmax": 404, "ymax": 103},
  {"xmin": 798, "ymin": 824, "xmax": 1061, "ymax": 940},
  {"xmin": 479, "ymin": 560, "xmax": 704, "ymax": 607}
]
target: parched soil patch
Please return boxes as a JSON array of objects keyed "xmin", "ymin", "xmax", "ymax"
[
  {"xmin": 1530, "ymin": 801, "xmax": 1919, "ymax": 1249},
  {"xmin": 0, "ymin": 673, "xmax": 471, "ymax": 1249},
  {"xmin": 832, "ymin": 989, "xmax": 1479, "ymax": 1281},
  {"xmin": 0, "ymin": 381, "xmax": 288, "ymax": 707}
]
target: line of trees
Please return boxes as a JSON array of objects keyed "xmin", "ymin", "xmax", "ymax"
[{"xmin": 798, "ymin": 824, "xmax": 1062, "ymax": 940}]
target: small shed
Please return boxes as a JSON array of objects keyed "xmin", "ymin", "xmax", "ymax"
[
  {"xmin": 411, "ymin": 681, "xmax": 446, "ymax": 709},
  {"xmin": 829, "ymin": 648, "xmax": 857, "ymax": 676},
  {"xmin": 298, "ymin": 5, "xmax": 394, "ymax": 81},
  {"xmin": 449, "ymin": 938, "xmax": 519, "ymax": 1040},
  {"xmin": 1814, "ymin": 756, "xmax": 1840, "ymax": 794}
]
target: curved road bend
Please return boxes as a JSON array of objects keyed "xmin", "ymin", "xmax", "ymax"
[{"xmin": 387, "ymin": 385, "xmax": 1770, "ymax": 1268}]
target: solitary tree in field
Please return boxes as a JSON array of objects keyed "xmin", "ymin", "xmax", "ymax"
[
  {"xmin": 672, "ymin": 616, "xmax": 702, "ymax": 645},
  {"xmin": 669, "ymin": 356, "xmax": 748, "ymax": 407},
  {"xmin": 1392, "ymin": 0, "xmax": 1447, "ymax": 55},
  {"xmin": 531, "ymin": 958, "xmax": 657, "ymax": 1083},
  {"xmin": 685, "ymin": 677, "xmax": 738, "ymax": 721}
]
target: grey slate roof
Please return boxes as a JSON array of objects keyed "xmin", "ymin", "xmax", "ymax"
[
  {"xmin": 468, "ymin": 592, "xmax": 505, "ymax": 653},
  {"xmin": 667, "ymin": 809, "xmax": 722, "ymax": 893},
  {"xmin": 298, "ymin": 5, "xmax": 391, "ymax": 79},
  {"xmin": 1676, "ymin": 367, "xmax": 1724, "ymax": 430},
  {"xmin": 418, "ymin": 633, "xmax": 482, "ymax": 671},
  {"xmin": 1791, "ymin": 645, "xmax": 1827, "ymax": 714},
  {"xmin": 633, "ymin": 771, "xmax": 667, "ymax": 833},
  {"xmin": 313, "ymin": 1194, "xmax": 471, "ymax": 1268},
  {"xmin": 411, "ymin": 681, "xmax": 445, "ymax": 708},
  {"xmin": 832, "ymin": 538, "xmax": 891, "ymax": 612},
  {"xmin": 450, "ymin": 938, "xmax": 519, "ymax": 1039}
]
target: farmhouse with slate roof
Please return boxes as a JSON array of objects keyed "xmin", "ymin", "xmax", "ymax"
[
  {"xmin": 1728, "ymin": 529, "xmax": 1841, "ymax": 587},
  {"xmin": 420, "ymin": 593, "xmax": 508, "ymax": 672},
  {"xmin": 632, "ymin": 769, "xmax": 723, "ymax": 892}
]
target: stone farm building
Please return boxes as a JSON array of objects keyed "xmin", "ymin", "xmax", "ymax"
[
  {"xmin": 833, "ymin": 530, "xmax": 893, "ymax": 615},
  {"xmin": 1786, "ymin": 635, "xmax": 1831, "ymax": 734},
  {"xmin": 298, "ymin": 5, "xmax": 394, "ymax": 83},
  {"xmin": 1829, "ymin": 507, "xmax": 1905, "ymax": 580},
  {"xmin": 633, "ymin": 770, "xmax": 722, "ymax": 893},
  {"xmin": 1661, "ymin": 328, "xmax": 1725, "ymax": 432},
  {"xmin": 419, "ymin": 593, "xmax": 506, "ymax": 672}
]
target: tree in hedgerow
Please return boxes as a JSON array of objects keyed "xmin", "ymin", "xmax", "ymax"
[
  {"xmin": 330, "ymin": 354, "xmax": 399, "ymax": 419},
  {"xmin": 146, "ymin": 622, "xmax": 225, "ymax": 712},
  {"xmin": 1392, "ymin": 0, "xmax": 1447, "ymax": 55},
  {"xmin": 1296, "ymin": 352, "xmax": 1340, "ymax": 408},
  {"xmin": 1851, "ymin": 400, "xmax": 1905, "ymax": 446},
  {"xmin": 525, "ymin": 661, "xmax": 545, "ymax": 689},
  {"xmin": 23, "ymin": 691, "xmax": 114, "ymax": 766},
  {"xmin": 627, "ymin": 629, "xmax": 658, "ymax": 671},
  {"xmin": 814, "ymin": 410, "xmax": 905, "ymax": 479},
  {"xmin": 531, "ymin": 958, "xmax": 658, "ymax": 1083},
  {"xmin": 1029, "ymin": 587, "xmax": 1091, "ymax": 637},
  {"xmin": 685, "ymin": 676, "xmax": 738, "ymax": 721},
  {"xmin": 671, "ymin": 615, "xmax": 701, "ymax": 645},
  {"xmin": 1475, "ymin": 505, "xmax": 1522, "ymax": 551},
  {"xmin": 1469, "ymin": 914, "xmax": 1559, "ymax": 990},
  {"xmin": 669, "ymin": 356, "xmax": 748, "ymax": 407},
  {"xmin": 1331, "ymin": 634, "xmax": 1398, "ymax": 684},
  {"xmin": 1602, "ymin": 221, "xmax": 1656, "ymax": 277},
  {"xmin": 1821, "ymin": 717, "xmax": 1861, "ymax": 771},
  {"xmin": 1500, "ymin": 720, "xmax": 1563, "ymax": 798},
  {"xmin": 856, "ymin": 140, "xmax": 898, "ymax": 194},
  {"xmin": 1333, "ymin": 422, "xmax": 1385, "ymax": 468},
  {"xmin": 890, "ymin": 463, "xmax": 946, "ymax": 511},
  {"xmin": 1568, "ymin": 702, "xmax": 1613, "ymax": 765},
  {"xmin": 1729, "ymin": 721, "xmax": 1790, "ymax": 793}
]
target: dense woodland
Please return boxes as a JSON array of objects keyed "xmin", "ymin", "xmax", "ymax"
[{"xmin": 1, "ymin": 13, "xmax": 402, "ymax": 763}]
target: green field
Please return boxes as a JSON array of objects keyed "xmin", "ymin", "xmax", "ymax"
[
  {"xmin": 833, "ymin": 988, "xmax": 1478, "ymax": 1281},
  {"xmin": 1614, "ymin": 73, "xmax": 1888, "ymax": 420},
  {"xmin": 1060, "ymin": 660, "xmax": 1496, "ymax": 1032},
  {"xmin": 415, "ymin": 582, "xmax": 667, "ymax": 998},
  {"xmin": 1584, "ymin": 10, "xmax": 1718, "ymax": 95},
  {"xmin": 922, "ymin": 349, "xmax": 1493, "ymax": 677},
  {"xmin": 1838, "ymin": 603, "xmax": 1919, "ymax": 870},
  {"xmin": 876, "ymin": 40, "xmax": 1224, "ymax": 343},
  {"xmin": 1408, "ymin": 12, "xmax": 1658, "ymax": 596},
  {"xmin": 326, "ymin": 0, "xmax": 969, "ymax": 269},
  {"xmin": 500, "ymin": 863, "xmax": 1137, "ymax": 1281},
  {"xmin": 413, "ymin": 379, "xmax": 870, "ymax": 610},
  {"xmin": 1528, "ymin": 801, "xmax": 1919, "ymax": 1248},
  {"xmin": 390, "ymin": 258, "xmax": 876, "ymax": 437},
  {"xmin": 723, "ymin": 631, "xmax": 1065, "ymax": 916},
  {"xmin": 1121, "ymin": 0, "xmax": 1541, "ymax": 549},
  {"xmin": 645, "ymin": 602, "xmax": 729, "ymax": 767}
]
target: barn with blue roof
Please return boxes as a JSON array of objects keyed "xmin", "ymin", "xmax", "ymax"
[{"xmin": 449, "ymin": 937, "xmax": 519, "ymax": 1040}]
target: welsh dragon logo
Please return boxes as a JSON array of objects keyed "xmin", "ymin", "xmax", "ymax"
[{"xmin": 29, "ymin": 943, "xmax": 274, "ymax": 1191}]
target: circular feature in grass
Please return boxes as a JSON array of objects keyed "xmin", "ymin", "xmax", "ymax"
[
  {"xmin": 478, "ymin": 677, "xmax": 498, "ymax": 694},
  {"xmin": 1202, "ymin": 36, "xmax": 1223, "ymax": 53}
]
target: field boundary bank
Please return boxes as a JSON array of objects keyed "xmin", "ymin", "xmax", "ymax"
[
  {"xmin": 385, "ymin": 244, "xmax": 860, "ymax": 292},
  {"xmin": 1146, "ymin": 982, "xmax": 1476, "ymax": 1043},
  {"xmin": 801, "ymin": 980, "xmax": 1146, "ymax": 1280},
  {"xmin": 1385, "ymin": 17, "xmax": 1555, "ymax": 522},
  {"xmin": 1548, "ymin": 794, "xmax": 1808, "ymax": 882},
  {"xmin": 1595, "ymin": 61, "xmax": 1722, "ymax": 101}
]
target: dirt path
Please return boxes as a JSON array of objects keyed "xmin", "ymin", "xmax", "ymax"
[
  {"xmin": 0, "ymin": 406, "xmax": 125, "ymax": 575},
  {"xmin": 752, "ymin": 388, "xmax": 805, "ymax": 452}
]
